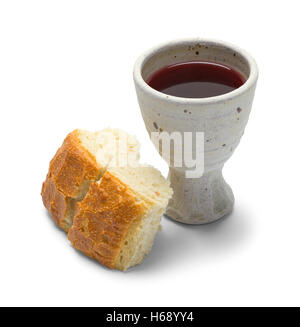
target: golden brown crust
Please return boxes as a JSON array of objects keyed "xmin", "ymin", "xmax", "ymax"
[
  {"xmin": 41, "ymin": 176, "xmax": 75, "ymax": 231},
  {"xmin": 68, "ymin": 171, "xmax": 147, "ymax": 269},
  {"xmin": 41, "ymin": 130, "xmax": 103, "ymax": 231},
  {"xmin": 48, "ymin": 130, "xmax": 101, "ymax": 198},
  {"xmin": 41, "ymin": 175, "xmax": 67, "ymax": 225}
]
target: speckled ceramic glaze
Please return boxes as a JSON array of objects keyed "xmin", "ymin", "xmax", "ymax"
[{"xmin": 133, "ymin": 38, "xmax": 258, "ymax": 224}]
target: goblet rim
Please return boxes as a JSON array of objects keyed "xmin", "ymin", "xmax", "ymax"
[{"xmin": 133, "ymin": 37, "xmax": 258, "ymax": 105}]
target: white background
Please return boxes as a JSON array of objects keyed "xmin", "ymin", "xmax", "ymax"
[{"xmin": 0, "ymin": 0, "xmax": 299, "ymax": 307}]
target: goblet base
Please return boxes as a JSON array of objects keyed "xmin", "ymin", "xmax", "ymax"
[{"xmin": 166, "ymin": 168, "xmax": 234, "ymax": 224}]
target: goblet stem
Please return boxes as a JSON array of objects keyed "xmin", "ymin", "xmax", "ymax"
[{"xmin": 166, "ymin": 167, "xmax": 234, "ymax": 224}]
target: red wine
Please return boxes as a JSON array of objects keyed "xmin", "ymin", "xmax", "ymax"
[{"xmin": 147, "ymin": 61, "xmax": 246, "ymax": 98}]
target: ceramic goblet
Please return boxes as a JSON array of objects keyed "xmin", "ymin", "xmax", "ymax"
[{"xmin": 133, "ymin": 38, "xmax": 258, "ymax": 224}]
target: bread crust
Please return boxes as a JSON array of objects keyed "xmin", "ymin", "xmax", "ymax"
[
  {"xmin": 47, "ymin": 130, "xmax": 101, "ymax": 197},
  {"xmin": 41, "ymin": 130, "xmax": 103, "ymax": 231},
  {"xmin": 68, "ymin": 171, "xmax": 148, "ymax": 269}
]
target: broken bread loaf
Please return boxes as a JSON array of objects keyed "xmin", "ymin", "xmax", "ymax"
[
  {"xmin": 68, "ymin": 166, "xmax": 173, "ymax": 271},
  {"xmin": 41, "ymin": 129, "xmax": 139, "ymax": 231}
]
